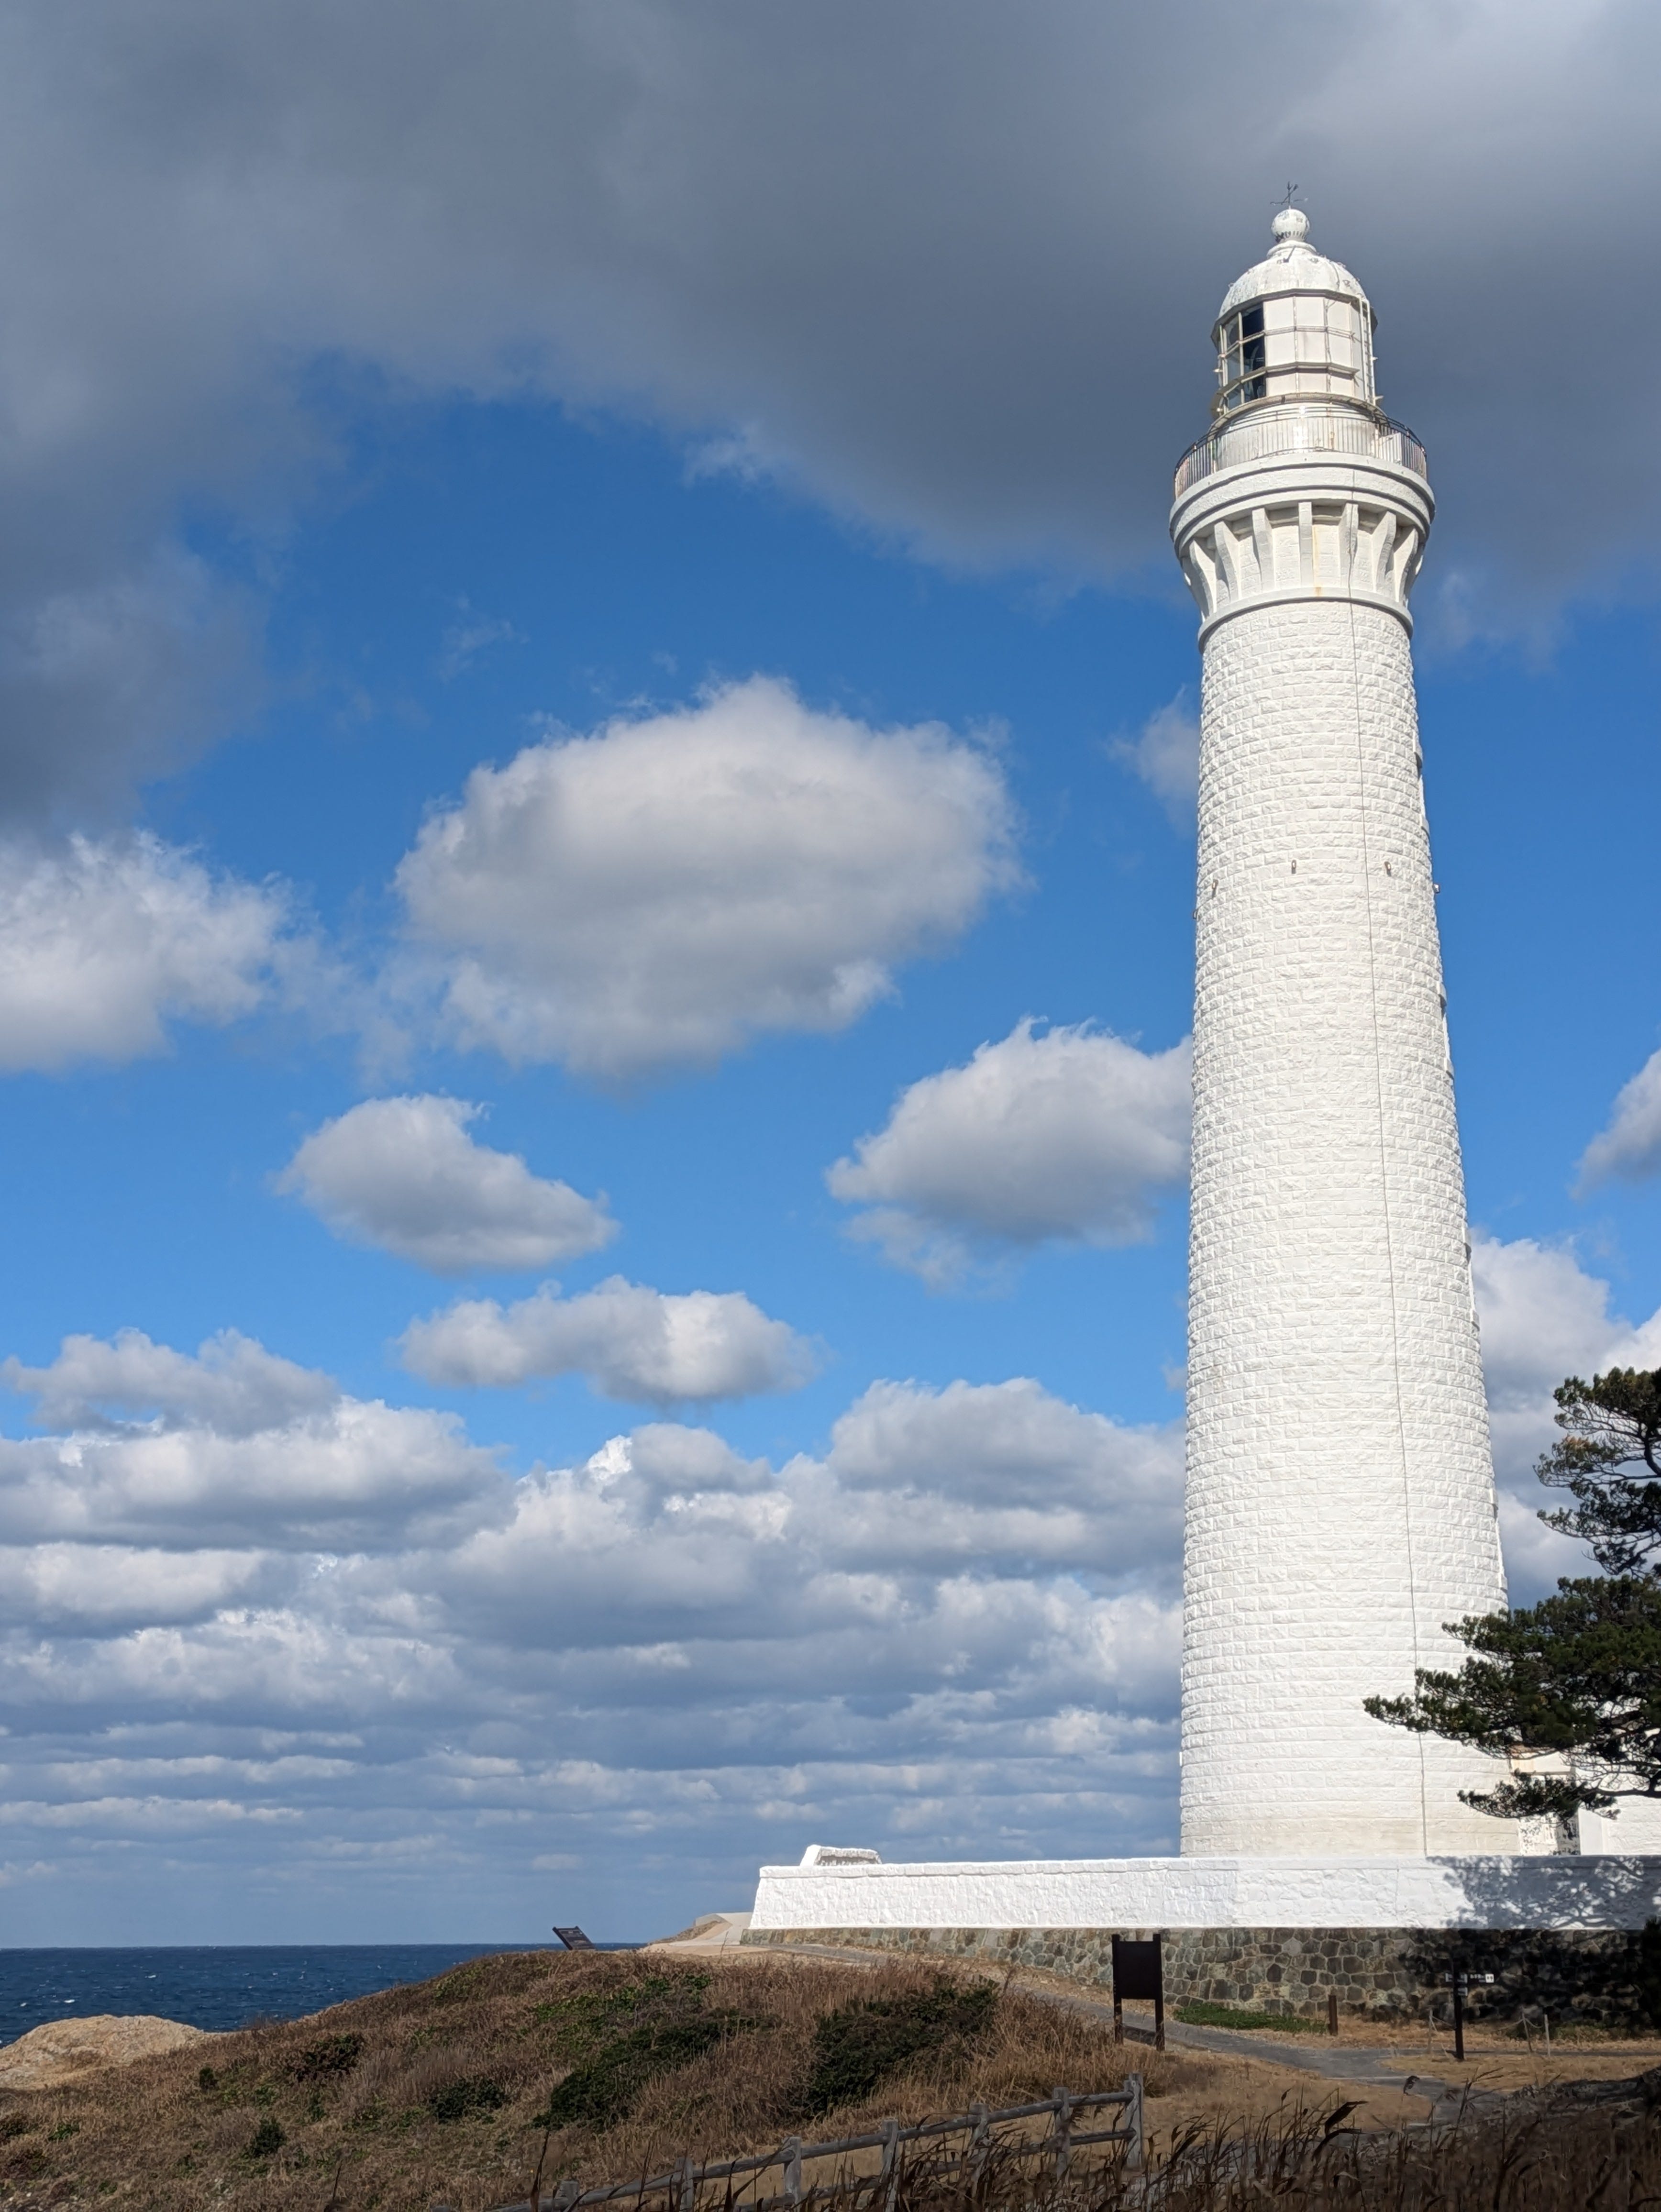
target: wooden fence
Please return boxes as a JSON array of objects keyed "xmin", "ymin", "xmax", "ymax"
[{"xmin": 495, "ymin": 2080, "xmax": 1145, "ymax": 2212}]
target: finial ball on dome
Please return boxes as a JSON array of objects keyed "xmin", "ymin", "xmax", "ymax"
[{"xmin": 1272, "ymin": 206, "xmax": 1310, "ymax": 245}]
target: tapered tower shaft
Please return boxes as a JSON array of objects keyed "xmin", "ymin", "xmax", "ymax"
[{"xmin": 1170, "ymin": 212, "xmax": 1511, "ymax": 1857}]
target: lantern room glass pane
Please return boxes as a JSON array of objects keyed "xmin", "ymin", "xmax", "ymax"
[{"xmin": 1220, "ymin": 304, "xmax": 1267, "ymax": 408}]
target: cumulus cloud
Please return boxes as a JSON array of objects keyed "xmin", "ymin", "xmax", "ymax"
[
  {"xmin": 395, "ymin": 677, "xmax": 1018, "ymax": 1077},
  {"xmin": 1472, "ymin": 1232, "xmax": 1661, "ymax": 1596},
  {"xmin": 1578, "ymin": 1048, "xmax": 1661, "ymax": 1189},
  {"xmin": 277, "ymin": 1095, "xmax": 617, "ymax": 1274},
  {"xmin": 2, "ymin": 1328, "xmax": 336, "ymax": 1438},
  {"xmin": 0, "ymin": 833, "xmax": 292, "ymax": 1071},
  {"xmin": 0, "ymin": 1329, "xmax": 501, "ymax": 1551},
  {"xmin": 0, "ymin": 1325, "xmax": 1183, "ymax": 1933},
  {"xmin": 4, "ymin": 3, "xmax": 1651, "ymax": 812},
  {"xmin": 400, "ymin": 1278, "xmax": 817, "ymax": 1405},
  {"xmin": 427, "ymin": 1376, "xmax": 1182, "ymax": 1658},
  {"xmin": 827, "ymin": 1377, "xmax": 1174, "ymax": 1511},
  {"xmin": 829, "ymin": 1021, "xmax": 1192, "ymax": 1283},
  {"xmin": 1112, "ymin": 694, "xmax": 1199, "ymax": 830}
]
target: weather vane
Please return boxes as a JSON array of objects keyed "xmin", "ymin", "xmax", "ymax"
[{"xmin": 1277, "ymin": 181, "xmax": 1301, "ymax": 210}]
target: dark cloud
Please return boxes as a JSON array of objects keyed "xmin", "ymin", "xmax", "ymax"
[{"xmin": 0, "ymin": 1, "xmax": 1653, "ymax": 812}]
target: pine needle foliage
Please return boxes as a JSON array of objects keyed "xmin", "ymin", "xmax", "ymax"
[
  {"xmin": 1366, "ymin": 1364, "xmax": 1661, "ymax": 1825},
  {"xmin": 1538, "ymin": 1367, "xmax": 1661, "ymax": 1575}
]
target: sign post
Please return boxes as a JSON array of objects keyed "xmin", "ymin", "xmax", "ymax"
[{"xmin": 1110, "ymin": 1935, "xmax": 1165, "ymax": 2053}]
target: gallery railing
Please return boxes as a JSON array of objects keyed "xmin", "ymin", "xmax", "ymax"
[{"xmin": 1174, "ymin": 410, "xmax": 1427, "ymax": 496}]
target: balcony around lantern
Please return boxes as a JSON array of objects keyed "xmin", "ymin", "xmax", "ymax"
[{"xmin": 1174, "ymin": 406, "xmax": 1427, "ymax": 499}]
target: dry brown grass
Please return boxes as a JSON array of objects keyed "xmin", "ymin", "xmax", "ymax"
[
  {"xmin": 1001, "ymin": 2075, "xmax": 1661, "ymax": 2212},
  {"xmin": 0, "ymin": 1949, "xmax": 1169, "ymax": 2212}
]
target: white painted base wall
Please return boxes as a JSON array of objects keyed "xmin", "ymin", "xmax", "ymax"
[{"xmin": 749, "ymin": 1854, "xmax": 1661, "ymax": 1933}]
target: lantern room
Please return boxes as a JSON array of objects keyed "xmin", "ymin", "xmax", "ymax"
[{"xmin": 1212, "ymin": 208, "xmax": 1377, "ymax": 417}]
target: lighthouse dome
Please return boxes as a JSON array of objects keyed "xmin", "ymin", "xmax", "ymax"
[{"xmin": 1211, "ymin": 209, "xmax": 1378, "ymax": 417}]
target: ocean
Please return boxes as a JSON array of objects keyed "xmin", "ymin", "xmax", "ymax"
[{"xmin": 0, "ymin": 1944, "xmax": 639, "ymax": 2045}]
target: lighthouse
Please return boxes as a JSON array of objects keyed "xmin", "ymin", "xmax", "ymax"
[
  {"xmin": 1171, "ymin": 211, "xmax": 1513, "ymax": 1858},
  {"xmin": 749, "ymin": 209, "xmax": 1661, "ymax": 1973}
]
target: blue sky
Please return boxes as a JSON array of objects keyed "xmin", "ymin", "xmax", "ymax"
[{"xmin": 0, "ymin": 1, "xmax": 1657, "ymax": 1945}]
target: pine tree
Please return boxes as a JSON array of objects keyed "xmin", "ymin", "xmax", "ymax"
[
  {"xmin": 1365, "ymin": 1365, "xmax": 1661, "ymax": 1824},
  {"xmin": 1536, "ymin": 1366, "xmax": 1661, "ymax": 1575}
]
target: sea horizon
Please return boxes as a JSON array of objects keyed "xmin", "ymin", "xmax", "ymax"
[{"xmin": 0, "ymin": 1940, "xmax": 642, "ymax": 2043}]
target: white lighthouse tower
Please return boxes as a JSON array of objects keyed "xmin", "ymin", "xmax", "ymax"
[
  {"xmin": 748, "ymin": 210, "xmax": 1661, "ymax": 1967},
  {"xmin": 1172, "ymin": 210, "xmax": 1512, "ymax": 1858}
]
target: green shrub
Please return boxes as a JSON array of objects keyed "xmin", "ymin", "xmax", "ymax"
[
  {"xmin": 244, "ymin": 2116, "xmax": 285, "ymax": 2159},
  {"xmin": 798, "ymin": 1982, "xmax": 998, "ymax": 2118},
  {"xmin": 196, "ymin": 2065, "xmax": 218, "ymax": 2092},
  {"xmin": 1632, "ymin": 1918, "xmax": 1661, "ymax": 2033},
  {"xmin": 536, "ymin": 2017, "xmax": 727, "ymax": 2130},
  {"xmin": 293, "ymin": 2032, "xmax": 365, "ymax": 2082},
  {"xmin": 428, "ymin": 2076, "xmax": 509, "ymax": 2123}
]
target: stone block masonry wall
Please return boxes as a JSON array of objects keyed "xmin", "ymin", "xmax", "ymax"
[
  {"xmin": 1184, "ymin": 594, "xmax": 1508, "ymax": 1858},
  {"xmin": 741, "ymin": 1925, "xmax": 1652, "ymax": 2028}
]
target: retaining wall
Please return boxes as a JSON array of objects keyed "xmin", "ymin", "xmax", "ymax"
[{"xmin": 741, "ymin": 1922, "xmax": 1657, "ymax": 2028}]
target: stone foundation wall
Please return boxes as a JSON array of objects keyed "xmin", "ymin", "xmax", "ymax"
[{"xmin": 741, "ymin": 1924, "xmax": 1653, "ymax": 2027}]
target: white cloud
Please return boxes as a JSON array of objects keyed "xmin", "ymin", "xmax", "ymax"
[
  {"xmin": 1112, "ymin": 694, "xmax": 1199, "ymax": 830},
  {"xmin": 825, "ymin": 1377, "xmax": 1178, "ymax": 1517},
  {"xmin": 1470, "ymin": 1233, "xmax": 1645, "ymax": 1416},
  {"xmin": 0, "ymin": 1322, "xmax": 1184, "ymax": 1934},
  {"xmin": 277, "ymin": 1095, "xmax": 617, "ymax": 1275},
  {"xmin": 440, "ymin": 1378, "xmax": 1181, "ymax": 1645},
  {"xmin": 828, "ymin": 1020, "xmax": 1191, "ymax": 1283},
  {"xmin": 1472, "ymin": 1232, "xmax": 1661, "ymax": 1596},
  {"xmin": 15, "ymin": 1253, "xmax": 1661, "ymax": 1928},
  {"xmin": 2, "ymin": 1328, "xmax": 336, "ymax": 1437},
  {"xmin": 399, "ymin": 1278, "xmax": 817, "ymax": 1405},
  {"xmin": 0, "ymin": 833, "xmax": 290, "ymax": 1071},
  {"xmin": 1578, "ymin": 1047, "xmax": 1661, "ymax": 1189},
  {"xmin": 0, "ymin": 1329, "xmax": 499, "ymax": 1551},
  {"xmin": 395, "ymin": 677, "xmax": 1019, "ymax": 1077},
  {"xmin": 0, "ymin": 1542, "xmax": 272, "ymax": 1631}
]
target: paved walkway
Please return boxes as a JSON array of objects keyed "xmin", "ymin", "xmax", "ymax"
[
  {"xmin": 1087, "ymin": 2002, "xmax": 1479, "ymax": 2122},
  {"xmin": 645, "ymin": 1912, "xmax": 753, "ymax": 1952}
]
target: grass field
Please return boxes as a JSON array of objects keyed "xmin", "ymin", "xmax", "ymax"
[
  {"xmin": 0, "ymin": 1949, "xmax": 1165, "ymax": 2211},
  {"xmin": 1, "ymin": 1948, "xmax": 1657, "ymax": 2211}
]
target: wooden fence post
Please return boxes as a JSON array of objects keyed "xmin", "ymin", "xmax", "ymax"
[
  {"xmin": 1122, "ymin": 2076, "xmax": 1144, "ymax": 2176},
  {"xmin": 878, "ymin": 2119, "xmax": 900, "ymax": 2212},
  {"xmin": 486, "ymin": 2082, "xmax": 1157, "ymax": 2212},
  {"xmin": 966, "ymin": 2102, "xmax": 989, "ymax": 2186},
  {"xmin": 1051, "ymin": 2086, "xmax": 1073, "ymax": 2181}
]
